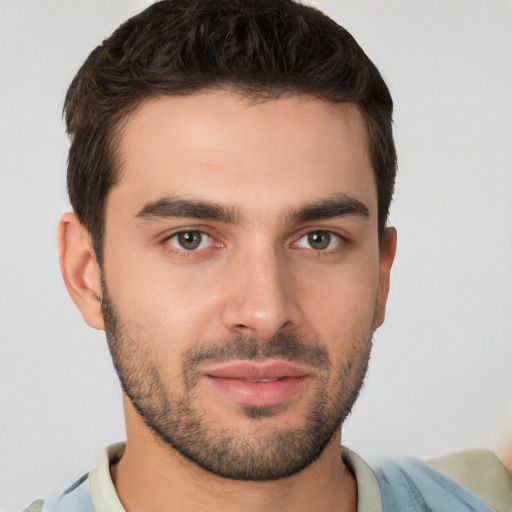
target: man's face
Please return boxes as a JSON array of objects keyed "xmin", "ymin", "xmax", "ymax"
[{"xmin": 100, "ymin": 91, "xmax": 394, "ymax": 479}]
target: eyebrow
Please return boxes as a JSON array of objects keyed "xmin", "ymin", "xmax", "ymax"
[
  {"xmin": 288, "ymin": 194, "xmax": 370, "ymax": 223},
  {"xmin": 134, "ymin": 197, "xmax": 239, "ymax": 224},
  {"xmin": 133, "ymin": 193, "xmax": 369, "ymax": 225}
]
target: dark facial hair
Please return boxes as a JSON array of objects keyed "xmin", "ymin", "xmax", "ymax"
[{"xmin": 101, "ymin": 287, "xmax": 372, "ymax": 480}]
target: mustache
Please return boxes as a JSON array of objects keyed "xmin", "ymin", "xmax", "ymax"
[{"xmin": 182, "ymin": 333, "xmax": 331, "ymax": 387}]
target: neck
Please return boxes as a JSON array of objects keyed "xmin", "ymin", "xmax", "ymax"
[{"xmin": 111, "ymin": 397, "xmax": 357, "ymax": 512}]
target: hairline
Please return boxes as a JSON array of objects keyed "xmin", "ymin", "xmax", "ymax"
[{"xmin": 91, "ymin": 86, "xmax": 384, "ymax": 264}]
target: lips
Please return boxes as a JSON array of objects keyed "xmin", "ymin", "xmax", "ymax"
[{"xmin": 202, "ymin": 361, "xmax": 310, "ymax": 407}]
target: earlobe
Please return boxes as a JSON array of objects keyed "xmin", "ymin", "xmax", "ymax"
[
  {"xmin": 373, "ymin": 227, "xmax": 397, "ymax": 329},
  {"xmin": 58, "ymin": 212, "xmax": 105, "ymax": 330}
]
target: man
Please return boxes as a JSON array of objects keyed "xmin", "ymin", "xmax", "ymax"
[{"xmin": 23, "ymin": 0, "xmax": 512, "ymax": 511}]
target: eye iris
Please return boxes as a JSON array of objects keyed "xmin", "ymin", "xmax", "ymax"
[
  {"xmin": 308, "ymin": 231, "xmax": 330, "ymax": 250},
  {"xmin": 178, "ymin": 231, "xmax": 202, "ymax": 250}
]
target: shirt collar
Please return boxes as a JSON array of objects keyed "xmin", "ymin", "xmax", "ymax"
[{"xmin": 88, "ymin": 442, "xmax": 383, "ymax": 512}]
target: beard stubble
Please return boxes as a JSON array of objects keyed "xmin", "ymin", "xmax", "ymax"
[{"xmin": 101, "ymin": 289, "xmax": 373, "ymax": 481}]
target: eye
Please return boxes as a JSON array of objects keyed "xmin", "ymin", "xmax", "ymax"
[
  {"xmin": 166, "ymin": 230, "xmax": 213, "ymax": 251},
  {"xmin": 296, "ymin": 230, "xmax": 342, "ymax": 251}
]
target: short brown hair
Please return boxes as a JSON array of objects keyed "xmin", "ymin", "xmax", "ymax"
[{"xmin": 64, "ymin": 0, "xmax": 396, "ymax": 261}]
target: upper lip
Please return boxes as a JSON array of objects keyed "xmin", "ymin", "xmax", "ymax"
[{"xmin": 202, "ymin": 360, "xmax": 310, "ymax": 380}]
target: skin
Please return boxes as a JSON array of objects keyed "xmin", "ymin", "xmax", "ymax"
[
  {"xmin": 502, "ymin": 434, "xmax": 512, "ymax": 473},
  {"xmin": 58, "ymin": 91, "xmax": 397, "ymax": 512}
]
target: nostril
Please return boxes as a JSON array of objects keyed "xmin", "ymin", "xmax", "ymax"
[{"xmin": 233, "ymin": 324, "xmax": 254, "ymax": 335}]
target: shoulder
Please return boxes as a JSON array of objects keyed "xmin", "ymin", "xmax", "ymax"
[
  {"xmin": 22, "ymin": 499, "xmax": 44, "ymax": 512},
  {"xmin": 20, "ymin": 443, "xmax": 125, "ymax": 512},
  {"xmin": 375, "ymin": 449, "xmax": 512, "ymax": 512},
  {"xmin": 21, "ymin": 473, "xmax": 94, "ymax": 512},
  {"xmin": 427, "ymin": 449, "xmax": 512, "ymax": 512}
]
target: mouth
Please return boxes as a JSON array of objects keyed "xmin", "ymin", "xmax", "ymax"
[{"xmin": 201, "ymin": 360, "xmax": 310, "ymax": 407}]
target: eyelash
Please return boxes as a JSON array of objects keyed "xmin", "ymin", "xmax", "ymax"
[
  {"xmin": 161, "ymin": 228, "xmax": 348, "ymax": 257},
  {"xmin": 162, "ymin": 229, "xmax": 219, "ymax": 256},
  {"xmin": 292, "ymin": 230, "xmax": 347, "ymax": 254}
]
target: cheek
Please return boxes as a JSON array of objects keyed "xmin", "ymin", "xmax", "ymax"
[
  {"xmin": 103, "ymin": 245, "xmax": 224, "ymax": 344},
  {"xmin": 298, "ymin": 258, "xmax": 379, "ymax": 350}
]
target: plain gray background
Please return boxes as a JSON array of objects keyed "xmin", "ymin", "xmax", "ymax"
[{"xmin": 1, "ymin": 0, "xmax": 511, "ymax": 510}]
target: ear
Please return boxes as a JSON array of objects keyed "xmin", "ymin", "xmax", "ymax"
[
  {"xmin": 373, "ymin": 227, "xmax": 397, "ymax": 329},
  {"xmin": 58, "ymin": 212, "xmax": 105, "ymax": 330}
]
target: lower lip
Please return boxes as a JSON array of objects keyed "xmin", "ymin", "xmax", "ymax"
[{"xmin": 204, "ymin": 375, "xmax": 309, "ymax": 407}]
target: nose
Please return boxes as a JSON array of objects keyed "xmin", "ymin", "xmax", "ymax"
[{"xmin": 221, "ymin": 246, "xmax": 303, "ymax": 340}]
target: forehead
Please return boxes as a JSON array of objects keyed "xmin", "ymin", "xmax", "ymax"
[{"xmin": 110, "ymin": 91, "xmax": 376, "ymax": 222}]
